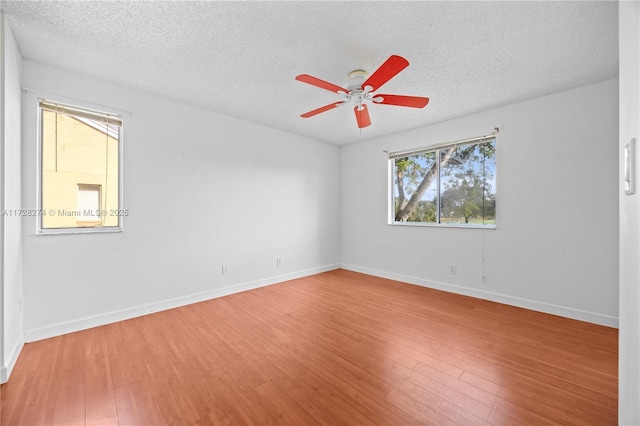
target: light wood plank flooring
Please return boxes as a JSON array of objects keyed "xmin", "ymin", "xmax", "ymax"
[{"xmin": 1, "ymin": 269, "xmax": 618, "ymax": 425}]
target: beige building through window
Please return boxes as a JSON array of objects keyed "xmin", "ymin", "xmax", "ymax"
[{"xmin": 39, "ymin": 100, "xmax": 121, "ymax": 231}]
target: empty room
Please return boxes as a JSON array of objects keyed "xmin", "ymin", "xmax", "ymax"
[{"xmin": 1, "ymin": 1, "xmax": 638, "ymax": 425}]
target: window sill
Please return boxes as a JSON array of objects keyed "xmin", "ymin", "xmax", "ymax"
[
  {"xmin": 36, "ymin": 227, "xmax": 123, "ymax": 236},
  {"xmin": 389, "ymin": 221, "xmax": 496, "ymax": 230}
]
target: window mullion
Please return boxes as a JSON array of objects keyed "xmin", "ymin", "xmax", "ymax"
[{"xmin": 436, "ymin": 150, "xmax": 441, "ymax": 223}]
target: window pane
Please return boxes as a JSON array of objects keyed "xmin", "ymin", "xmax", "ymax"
[
  {"xmin": 394, "ymin": 152, "xmax": 438, "ymax": 223},
  {"xmin": 440, "ymin": 141, "xmax": 496, "ymax": 225},
  {"xmin": 41, "ymin": 107, "xmax": 120, "ymax": 230}
]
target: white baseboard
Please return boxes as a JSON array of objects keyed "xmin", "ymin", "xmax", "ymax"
[
  {"xmin": 24, "ymin": 264, "xmax": 340, "ymax": 343},
  {"xmin": 340, "ymin": 263, "xmax": 619, "ymax": 328},
  {"xmin": 1, "ymin": 333, "xmax": 25, "ymax": 383}
]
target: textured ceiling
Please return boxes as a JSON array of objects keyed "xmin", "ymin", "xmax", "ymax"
[{"xmin": 1, "ymin": 1, "xmax": 618, "ymax": 146}]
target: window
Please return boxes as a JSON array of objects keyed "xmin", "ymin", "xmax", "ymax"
[
  {"xmin": 389, "ymin": 134, "xmax": 496, "ymax": 227},
  {"xmin": 76, "ymin": 184, "xmax": 101, "ymax": 225},
  {"xmin": 38, "ymin": 99, "xmax": 123, "ymax": 233}
]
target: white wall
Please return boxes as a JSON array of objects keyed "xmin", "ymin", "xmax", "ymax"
[
  {"xmin": 341, "ymin": 78, "xmax": 619, "ymax": 327},
  {"xmin": 20, "ymin": 60, "xmax": 340, "ymax": 341},
  {"xmin": 1, "ymin": 14, "xmax": 24, "ymax": 383},
  {"xmin": 619, "ymin": 1, "xmax": 640, "ymax": 424}
]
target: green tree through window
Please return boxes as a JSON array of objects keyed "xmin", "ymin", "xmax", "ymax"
[{"xmin": 391, "ymin": 137, "xmax": 496, "ymax": 226}]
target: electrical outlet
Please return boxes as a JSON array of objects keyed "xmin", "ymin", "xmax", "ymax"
[
  {"xmin": 276, "ymin": 258, "xmax": 282, "ymax": 267},
  {"xmin": 449, "ymin": 264, "xmax": 457, "ymax": 274},
  {"xmin": 222, "ymin": 264, "xmax": 229, "ymax": 275}
]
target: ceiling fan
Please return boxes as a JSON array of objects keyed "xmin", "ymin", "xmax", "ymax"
[{"xmin": 295, "ymin": 55, "xmax": 429, "ymax": 129}]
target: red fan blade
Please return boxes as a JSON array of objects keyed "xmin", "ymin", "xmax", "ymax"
[
  {"xmin": 372, "ymin": 94, "xmax": 430, "ymax": 108},
  {"xmin": 300, "ymin": 101, "xmax": 345, "ymax": 118},
  {"xmin": 296, "ymin": 74, "xmax": 349, "ymax": 94},
  {"xmin": 354, "ymin": 104, "xmax": 371, "ymax": 128},
  {"xmin": 361, "ymin": 55, "xmax": 409, "ymax": 92}
]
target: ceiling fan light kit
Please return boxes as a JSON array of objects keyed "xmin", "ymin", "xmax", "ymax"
[
  {"xmin": 296, "ymin": 55, "xmax": 430, "ymax": 129},
  {"xmin": 347, "ymin": 70, "xmax": 368, "ymax": 89}
]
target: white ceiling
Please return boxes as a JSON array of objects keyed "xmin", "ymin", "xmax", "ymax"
[{"xmin": 1, "ymin": 1, "xmax": 618, "ymax": 146}]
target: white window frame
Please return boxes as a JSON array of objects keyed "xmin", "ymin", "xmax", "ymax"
[
  {"xmin": 387, "ymin": 133, "xmax": 497, "ymax": 229},
  {"xmin": 36, "ymin": 98, "xmax": 124, "ymax": 235}
]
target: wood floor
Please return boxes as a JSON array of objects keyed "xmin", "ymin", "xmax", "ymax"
[{"xmin": 1, "ymin": 269, "xmax": 617, "ymax": 425}]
